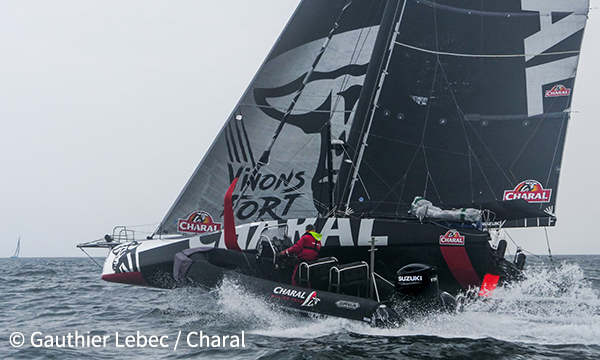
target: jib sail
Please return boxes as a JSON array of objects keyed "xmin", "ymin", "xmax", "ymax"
[{"xmin": 156, "ymin": 0, "xmax": 389, "ymax": 235}]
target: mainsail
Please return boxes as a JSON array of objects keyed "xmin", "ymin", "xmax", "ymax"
[
  {"xmin": 337, "ymin": 0, "xmax": 589, "ymax": 227},
  {"xmin": 157, "ymin": 0, "xmax": 589, "ymax": 236}
]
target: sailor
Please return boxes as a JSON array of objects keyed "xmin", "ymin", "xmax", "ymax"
[{"xmin": 278, "ymin": 224, "xmax": 322, "ymax": 286}]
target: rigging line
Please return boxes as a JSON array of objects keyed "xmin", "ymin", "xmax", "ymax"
[
  {"xmin": 256, "ymin": 0, "xmax": 354, "ymax": 168},
  {"xmin": 328, "ymin": 15, "xmax": 377, "ymax": 170},
  {"xmin": 396, "ymin": 146, "xmax": 423, "ymax": 206},
  {"xmin": 257, "ymin": 121, "xmax": 326, "ymax": 180},
  {"xmin": 435, "ymin": 58, "xmax": 501, "ymax": 202},
  {"xmin": 503, "ymin": 230, "xmax": 545, "ymax": 258},
  {"xmin": 358, "ymin": 152, "xmax": 412, "ymax": 214},
  {"xmin": 544, "ymin": 227, "xmax": 555, "ymax": 266},
  {"xmin": 459, "ymin": 107, "xmax": 516, "ymax": 191},
  {"xmin": 508, "ymin": 68, "xmax": 575, "ymax": 185},
  {"xmin": 395, "ymin": 41, "xmax": 581, "ymax": 58},
  {"xmin": 120, "ymin": 222, "xmax": 161, "ymax": 229},
  {"xmin": 435, "ymin": 53, "xmax": 516, "ymax": 193},
  {"xmin": 234, "ymin": 1, "xmax": 354, "ymax": 210},
  {"xmin": 410, "ymin": 0, "xmax": 442, "ymax": 201},
  {"xmin": 335, "ymin": 143, "xmax": 399, "ymax": 212},
  {"xmin": 345, "ymin": 0, "xmax": 407, "ymax": 213},
  {"xmin": 366, "ymin": 133, "xmax": 468, "ymax": 156},
  {"xmin": 342, "ymin": 131, "xmax": 396, "ymax": 197},
  {"xmin": 422, "ymin": 1, "xmax": 445, "ymax": 205},
  {"xmin": 438, "ymin": 61, "xmax": 475, "ymax": 203},
  {"xmin": 544, "ymin": 110, "xmax": 570, "ymax": 187},
  {"xmin": 340, "ymin": 141, "xmax": 375, "ymax": 196},
  {"xmin": 255, "ymin": 98, "xmax": 371, "ymax": 206},
  {"xmin": 332, "ymin": 15, "xmax": 375, "ymax": 97},
  {"xmin": 543, "ymin": 69, "xmax": 577, "ymax": 188},
  {"xmin": 508, "ymin": 114, "xmax": 547, "ymax": 183},
  {"xmin": 356, "ymin": 131, "xmax": 460, "ymax": 212},
  {"xmin": 329, "ymin": 0, "xmax": 385, "ymax": 117},
  {"xmin": 304, "ymin": 4, "xmax": 383, "ymax": 162},
  {"xmin": 503, "ymin": 230, "xmax": 520, "ymax": 248},
  {"xmin": 79, "ymin": 248, "xmax": 103, "ymax": 269}
]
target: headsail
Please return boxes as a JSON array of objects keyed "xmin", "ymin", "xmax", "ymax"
[
  {"xmin": 157, "ymin": 0, "xmax": 388, "ymax": 235},
  {"xmin": 337, "ymin": 0, "xmax": 589, "ymax": 227}
]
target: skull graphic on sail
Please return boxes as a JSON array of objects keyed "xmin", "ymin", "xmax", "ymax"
[{"xmin": 227, "ymin": 27, "xmax": 378, "ymax": 221}]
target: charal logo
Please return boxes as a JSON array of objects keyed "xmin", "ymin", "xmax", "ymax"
[
  {"xmin": 503, "ymin": 180, "xmax": 552, "ymax": 203},
  {"xmin": 272, "ymin": 286, "xmax": 314, "ymax": 304},
  {"xmin": 545, "ymin": 84, "xmax": 571, "ymax": 98},
  {"xmin": 178, "ymin": 211, "xmax": 222, "ymax": 234},
  {"xmin": 301, "ymin": 291, "xmax": 321, "ymax": 308},
  {"xmin": 439, "ymin": 230, "xmax": 465, "ymax": 246}
]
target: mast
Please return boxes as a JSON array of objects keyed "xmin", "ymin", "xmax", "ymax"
[
  {"xmin": 326, "ymin": 120, "xmax": 335, "ymax": 216},
  {"xmin": 339, "ymin": 0, "xmax": 406, "ymax": 215}
]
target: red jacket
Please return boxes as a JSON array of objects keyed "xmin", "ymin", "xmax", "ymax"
[{"xmin": 285, "ymin": 231, "xmax": 321, "ymax": 261}]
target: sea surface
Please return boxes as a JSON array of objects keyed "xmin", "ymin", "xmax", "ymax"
[{"xmin": 1, "ymin": 255, "xmax": 599, "ymax": 359}]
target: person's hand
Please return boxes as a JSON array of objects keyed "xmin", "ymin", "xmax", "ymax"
[{"xmin": 278, "ymin": 250, "xmax": 286, "ymax": 258}]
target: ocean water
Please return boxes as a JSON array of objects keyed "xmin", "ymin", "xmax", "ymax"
[{"xmin": 1, "ymin": 255, "xmax": 599, "ymax": 359}]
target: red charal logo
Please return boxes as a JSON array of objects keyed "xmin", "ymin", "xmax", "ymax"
[
  {"xmin": 178, "ymin": 211, "xmax": 222, "ymax": 234},
  {"xmin": 439, "ymin": 230, "xmax": 465, "ymax": 246},
  {"xmin": 301, "ymin": 291, "xmax": 321, "ymax": 308},
  {"xmin": 503, "ymin": 180, "xmax": 552, "ymax": 203},
  {"xmin": 545, "ymin": 84, "xmax": 571, "ymax": 98}
]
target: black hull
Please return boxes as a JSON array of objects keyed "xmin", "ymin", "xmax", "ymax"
[
  {"xmin": 177, "ymin": 248, "xmax": 402, "ymax": 327},
  {"xmin": 103, "ymin": 219, "xmax": 522, "ymax": 294}
]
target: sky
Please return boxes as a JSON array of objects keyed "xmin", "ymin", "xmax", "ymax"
[{"xmin": 1, "ymin": 0, "xmax": 599, "ymax": 258}]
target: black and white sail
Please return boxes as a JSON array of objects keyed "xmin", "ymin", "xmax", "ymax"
[
  {"xmin": 156, "ymin": 0, "xmax": 589, "ymax": 236},
  {"xmin": 337, "ymin": 0, "xmax": 589, "ymax": 228},
  {"xmin": 157, "ymin": 0, "xmax": 389, "ymax": 234}
]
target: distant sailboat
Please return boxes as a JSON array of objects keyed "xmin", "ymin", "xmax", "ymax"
[{"xmin": 11, "ymin": 237, "xmax": 20, "ymax": 258}]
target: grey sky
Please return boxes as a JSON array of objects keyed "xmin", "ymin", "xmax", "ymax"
[{"xmin": 1, "ymin": 1, "xmax": 599, "ymax": 257}]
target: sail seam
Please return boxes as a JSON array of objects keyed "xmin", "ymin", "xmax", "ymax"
[{"xmin": 395, "ymin": 41, "xmax": 581, "ymax": 58}]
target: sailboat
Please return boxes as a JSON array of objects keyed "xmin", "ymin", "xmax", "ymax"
[
  {"xmin": 11, "ymin": 237, "xmax": 20, "ymax": 258},
  {"xmin": 79, "ymin": 0, "xmax": 589, "ymax": 325}
]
